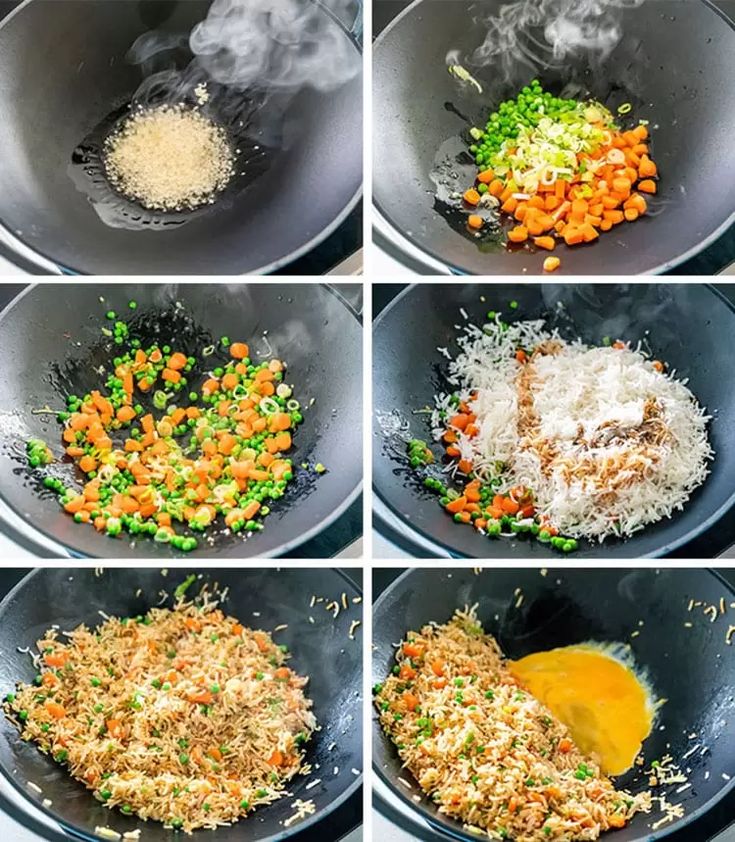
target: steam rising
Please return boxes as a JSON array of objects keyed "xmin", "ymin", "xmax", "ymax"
[
  {"xmin": 466, "ymin": 0, "xmax": 645, "ymax": 77},
  {"xmin": 128, "ymin": 0, "xmax": 360, "ymax": 105},
  {"xmin": 190, "ymin": 0, "xmax": 361, "ymax": 93}
]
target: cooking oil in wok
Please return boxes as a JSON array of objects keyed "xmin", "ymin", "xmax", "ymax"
[{"xmin": 69, "ymin": 92, "xmax": 273, "ymax": 231}]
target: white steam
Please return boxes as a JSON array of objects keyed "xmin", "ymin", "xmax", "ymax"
[
  {"xmin": 189, "ymin": 0, "xmax": 361, "ymax": 93},
  {"xmin": 468, "ymin": 0, "xmax": 645, "ymax": 75}
]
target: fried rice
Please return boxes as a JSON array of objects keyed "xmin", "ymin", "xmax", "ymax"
[
  {"xmin": 4, "ymin": 593, "xmax": 316, "ymax": 833},
  {"xmin": 375, "ymin": 608, "xmax": 651, "ymax": 841}
]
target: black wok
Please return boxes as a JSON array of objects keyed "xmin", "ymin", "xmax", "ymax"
[
  {"xmin": 372, "ymin": 567, "xmax": 735, "ymax": 841},
  {"xmin": 0, "ymin": 0, "xmax": 362, "ymax": 275},
  {"xmin": 373, "ymin": 0, "xmax": 735, "ymax": 275},
  {"xmin": 0, "ymin": 567, "xmax": 363, "ymax": 841},
  {"xmin": 373, "ymin": 283, "xmax": 735, "ymax": 558},
  {"xmin": 0, "ymin": 283, "xmax": 362, "ymax": 558}
]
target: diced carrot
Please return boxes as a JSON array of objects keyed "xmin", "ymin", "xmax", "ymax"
[
  {"xmin": 562, "ymin": 226, "xmax": 585, "ymax": 246},
  {"xmin": 402, "ymin": 692, "xmax": 420, "ymax": 712},
  {"xmin": 44, "ymin": 651, "xmax": 69, "ymax": 668},
  {"xmin": 467, "ymin": 214, "xmax": 483, "ymax": 230},
  {"xmin": 638, "ymin": 179, "xmax": 657, "ymax": 194},
  {"xmin": 162, "ymin": 368, "xmax": 181, "ymax": 384},
  {"xmin": 63, "ymin": 495, "xmax": 86, "ymax": 514},
  {"xmin": 501, "ymin": 196, "xmax": 518, "ymax": 214},
  {"xmin": 403, "ymin": 642, "xmax": 424, "ymax": 658},
  {"xmin": 543, "ymin": 256, "xmax": 561, "ymax": 272},
  {"xmin": 603, "ymin": 210, "xmax": 625, "ymax": 224},
  {"xmin": 78, "ymin": 454, "xmax": 97, "ymax": 473},
  {"xmin": 115, "ymin": 406, "xmax": 136, "ymax": 424},
  {"xmin": 477, "ymin": 168, "xmax": 495, "ymax": 183},
  {"xmin": 431, "ymin": 659, "xmax": 444, "ymax": 677},
  {"xmin": 45, "ymin": 700, "xmax": 67, "ymax": 720},
  {"xmin": 230, "ymin": 342, "xmax": 249, "ymax": 360},
  {"xmin": 399, "ymin": 663, "xmax": 417, "ymax": 680},
  {"xmin": 558, "ymin": 738, "xmax": 573, "ymax": 753},
  {"xmin": 465, "ymin": 483, "xmax": 481, "ymax": 503},
  {"xmin": 187, "ymin": 690, "xmax": 214, "ymax": 705},
  {"xmin": 457, "ymin": 459, "xmax": 473, "ymax": 474},
  {"xmin": 488, "ymin": 179, "xmax": 505, "ymax": 198},
  {"xmin": 533, "ymin": 236, "xmax": 555, "ymax": 251},
  {"xmin": 463, "ymin": 188, "xmax": 481, "ymax": 206},
  {"xmin": 501, "ymin": 497, "xmax": 520, "ymax": 515},
  {"xmin": 638, "ymin": 156, "xmax": 657, "ymax": 177},
  {"xmin": 445, "ymin": 496, "xmax": 467, "ymax": 514},
  {"xmin": 624, "ymin": 208, "xmax": 639, "ymax": 222},
  {"xmin": 507, "ymin": 225, "xmax": 528, "ymax": 244}
]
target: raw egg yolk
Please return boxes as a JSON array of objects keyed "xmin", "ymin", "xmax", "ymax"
[{"xmin": 509, "ymin": 645, "xmax": 653, "ymax": 776}]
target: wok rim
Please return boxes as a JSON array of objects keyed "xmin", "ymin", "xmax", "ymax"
[
  {"xmin": 372, "ymin": 0, "xmax": 735, "ymax": 277},
  {"xmin": 0, "ymin": 0, "xmax": 363, "ymax": 278},
  {"xmin": 371, "ymin": 566, "xmax": 735, "ymax": 842},
  {"xmin": 0, "ymin": 566, "xmax": 364, "ymax": 842},
  {"xmin": 372, "ymin": 282, "xmax": 735, "ymax": 559},
  {"xmin": 0, "ymin": 282, "xmax": 363, "ymax": 560}
]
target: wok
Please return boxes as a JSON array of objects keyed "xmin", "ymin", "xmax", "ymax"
[
  {"xmin": 373, "ymin": 0, "xmax": 735, "ymax": 275},
  {"xmin": 0, "ymin": 0, "xmax": 362, "ymax": 275},
  {"xmin": 372, "ymin": 567, "xmax": 735, "ymax": 841},
  {"xmin": 373, "ymin": 283, "xmax": 735, "ymax": 558},
  {"xmin": 0, "ymin": 567, "xmax": 363, "ymax": 841},
  {"xmin": 0, "ymin": 282, "xmax": 362, "ymax": 558}
]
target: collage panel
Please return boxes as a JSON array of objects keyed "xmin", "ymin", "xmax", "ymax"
[
  {"xmin": 372, "ymin": 0, "xmax": 735, "ymax": 276},
  {"xmin": 1, "ymin": 0, "xmax": 735, "ymax": 839},
  {"xmin": 373, "ymin": 282, "xmax": 735, "ymax": 559},
  {"xmin": 372, "ymin": 567, "xmax": 735, "ymax": 841},
  {"xmin": 0, "ymin": 282, "xmax": 363, "ymax": 559},
  {"xmin": 0, "ymin": 0, "xmax": 363, "ymax": 276},
  {"xmin": 0, "ymin": 566, "xmax": 363, "ymax": 840}
]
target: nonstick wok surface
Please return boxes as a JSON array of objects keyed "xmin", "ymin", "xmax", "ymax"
[
  {"xmin": 373, "ymin": 0, "xmax": 735, "ymax": 275},
  {"xmin": 0, "ymin": 283, "xmax": 362, "ymax": 558},
  {"xmin": 0, "ymin": 0, "xmax": 362, "ymax": 275},
  {"xmin": 373, "ymin": 283, "xmax": 735, "ymax": 559},
  {"xmin": 0, "ymin": 567, "xmax": 362, "ymax": 841},
  {"xmin": 372, "ymin": 567, "xmax": 735, "ymax": 841}
]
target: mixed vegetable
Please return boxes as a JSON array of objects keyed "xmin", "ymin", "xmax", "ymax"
[
  {"xmin": 407, "ymin": 438, "xmax": 578, "ymax": 553},
  {"xmin": 463, "ymin": 80, "xmax": 659, "ymax": 271},
  {"xmin": 26, "ymin": 304, "xmax": 313, "ymax": 552}
]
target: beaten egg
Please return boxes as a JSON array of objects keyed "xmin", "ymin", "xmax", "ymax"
[{"xmin": 510, "ymin": 644, "xmax": 654, "ymax": 776}]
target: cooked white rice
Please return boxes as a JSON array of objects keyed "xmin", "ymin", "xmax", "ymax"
[{"xmin": 432, "ymin": 316, "xmax": 712, "ymax": 540}]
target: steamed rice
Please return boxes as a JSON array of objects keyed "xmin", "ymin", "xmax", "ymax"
[
  {"xmin": 4, "ymin": 596, "xmax": 315, "ymax": 833},
  {"xmin": 375, "ymin": 608, "xmax": 651, "ymax": 840}
]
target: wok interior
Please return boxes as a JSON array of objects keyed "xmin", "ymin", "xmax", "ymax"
[
  {"xmin": 0, "ymin": 283, "xmax": 362, "ymax": 558},
  {"xmin": 373, "ymin": 283, "xmax": 735, "ymax": 559},
  {"xmin": 0, "ymin": 0, "xmax": 362, "ymax": 274},
  {"xmin": 373, "ymin": 0, "xmax": 735, "ymax": 274},
  {"xmin": 0, "ymin": 567, "xmax": 363, "ymax": 841},
  {"xmin": 372, "ymin": 568, "xmax": 735, "ymax": 841}
]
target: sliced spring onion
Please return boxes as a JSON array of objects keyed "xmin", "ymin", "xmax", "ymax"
[
  {"xmin": 202, "ymin": 345, "xmax": 215, "ymax": 357},
  {"xmin": 448, "ymin": 64, "xmax": 483, "ymax": 95},
  {"xmin": 259, "ymin": 397, "xmax": 280, "ymax": 415},
  {"xmin": 617, "ymin": 102, "xmax": 632, "ymax": 114},
  {"xmin": 286, "ymin": 399, "xmax": 300, "ymax": 412},
  {"xmin": 153, "ymin": 390, "xmax": 169, "ymax": 410}
]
